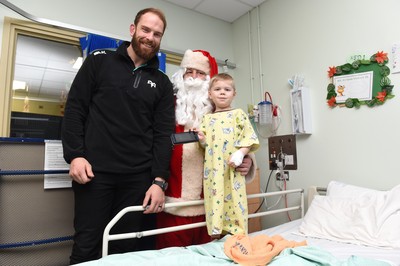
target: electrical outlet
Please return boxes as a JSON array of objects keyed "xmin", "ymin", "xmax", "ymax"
[
  {"xmin": 276, "ymin": 171, "xmax": 289, "ymax": 181},
  {"xmin": 284, "ymin": 155, "xmax": 294, "ymax": 165},
  {"xmin": 268, "ymin": 134, "xmax": 297, "ymax": 170}
]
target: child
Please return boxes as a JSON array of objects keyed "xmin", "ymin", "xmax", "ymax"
[{"xmin": 196, "ymin": 73, "xmax": 259, "ymax": 238}]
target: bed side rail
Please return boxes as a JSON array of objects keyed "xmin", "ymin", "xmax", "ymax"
[{"xmin": 102, "ymin": 188, "xmax": 304, "ymax": 257}]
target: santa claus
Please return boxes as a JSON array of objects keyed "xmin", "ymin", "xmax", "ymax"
[{"xmin": 156, "ymin": 49, "xmax": 256, "ymax": 248}]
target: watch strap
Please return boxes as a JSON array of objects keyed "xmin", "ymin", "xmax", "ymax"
[{"xmin": 152, "ymin": 179, "xmax": 168, "ymax": 191}]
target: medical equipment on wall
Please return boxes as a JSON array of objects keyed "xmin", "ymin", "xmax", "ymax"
[
  {"xmin": 268, "ymin": 134, "xmax": 297, "ymax": 182},
  {"xmin": 258, "ymin": 92, "xmax": 277, "ymax": 125},
  {"xmin": 258, "ymin": 100, "xmax": 272, "ymax": 125},
  {"xmin": 288, "ymin": 75, "xmax": 312, "ymax": 134},
  {"xmin": 250, "ymin": 91, "xmax": 281, "ymax": 138}
]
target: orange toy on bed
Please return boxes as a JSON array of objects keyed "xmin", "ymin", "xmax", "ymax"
[{"xmin": 224, "ymin": 234, "xmax": 307, "ymax": 266}]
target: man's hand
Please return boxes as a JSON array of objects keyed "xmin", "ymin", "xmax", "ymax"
[
  {"xmin": 235, "ymin": 155, "xmax": 252, "ymax": 176},
  {"xmin": 142, "ymin": 181, "xmax": 165, "ymax": 214},
  {"xmin": 69, "ymin": 157, "xmax": 94, "ymax": 184}
]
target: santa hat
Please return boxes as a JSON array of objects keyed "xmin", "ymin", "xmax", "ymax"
[{"xmin": 180, "ymin": 49, "xmax": 219, "ymax": 78}]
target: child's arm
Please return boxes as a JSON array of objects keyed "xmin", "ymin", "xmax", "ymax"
[
  {"xmin": 228, "ymin": 147, "xmax": 250, "ymax": 167},
  {"xmin": 191, "ymin": 128, "xmax": 206, "ymax": 147}
]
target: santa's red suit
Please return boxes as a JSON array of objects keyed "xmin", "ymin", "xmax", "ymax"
[
  {"xmin": 156, "ymin": 124, "xmax": 211, "ymax": 248},
  {"xmin": 156, "ymin": 50, "xmax": 256, "ymax": 248}
]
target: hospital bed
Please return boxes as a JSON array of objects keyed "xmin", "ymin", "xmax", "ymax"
[{"xmin": 77, "ymin": 181, "xmax": 400, "ymax": 266}]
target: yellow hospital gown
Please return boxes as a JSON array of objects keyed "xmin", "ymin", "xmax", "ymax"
[{"xmin": 200, "ymin": 109, "xmax": 259, "ymax": 236}]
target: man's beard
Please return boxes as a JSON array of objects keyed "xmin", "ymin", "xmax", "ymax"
[
  {"xmin": 174, "ymin": 72, "xmax": 213, "ymax": 129},
  {"xmin": 131, "ymin": 32, "xmax": 160, "ymax": 61}
]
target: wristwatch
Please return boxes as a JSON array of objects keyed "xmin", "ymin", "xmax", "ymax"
[{"xmin": 152, "ymin": 179, "xmax": 168, "ymax": 191}]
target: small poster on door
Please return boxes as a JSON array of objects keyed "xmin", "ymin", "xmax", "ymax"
[{"xmin": 44, "ymin": 140, "xmax": 71, "ymax": 189}]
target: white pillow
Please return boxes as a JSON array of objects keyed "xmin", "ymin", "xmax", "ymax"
[
  {"xmin": 326, "ymin": 180, "xmax": 380, "ymax": 198},
  {"xmin": 299, "ymin": 184, "xmax": 400, "ymax": 249}
]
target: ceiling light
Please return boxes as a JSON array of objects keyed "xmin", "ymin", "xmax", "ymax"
[
  {"xmin": 73, "ymin": 57, "xmax": 83, "ymax": 69},
  {"xmin": 12, "ymin": 80, "xmax": 26, "ymax": 90}
]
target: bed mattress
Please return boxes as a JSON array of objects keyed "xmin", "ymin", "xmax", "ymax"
[
  {"xmin": 254, "ymin": 219, "xmax": 400, "ymax": 266},
  {"xmin": 77, "ymin": 219, "xmax": 399, "ymax": 266}
]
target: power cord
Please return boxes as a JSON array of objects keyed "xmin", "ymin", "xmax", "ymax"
[{"xmin": 253, "ymin": 169, "xmax": 273, "ymax": 213}]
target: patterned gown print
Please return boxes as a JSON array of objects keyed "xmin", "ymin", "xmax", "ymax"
[{"xmin": 200, "ymin": 109, "xmax": 259, "ymax": 236}]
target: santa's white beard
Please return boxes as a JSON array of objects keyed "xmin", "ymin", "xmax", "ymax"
[{"xmin": 173, "ymin": 71, "xmax": 213, "ymax": 129}]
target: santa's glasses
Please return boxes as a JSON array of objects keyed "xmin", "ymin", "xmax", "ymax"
[{"xmin": 184, "ymin": 68, "xmax": 207, "ymax": 79}]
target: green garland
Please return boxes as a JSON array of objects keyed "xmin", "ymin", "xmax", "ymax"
[{"xmin": 326, "ymin": 51, "xmax": 394, "ymax": 108}]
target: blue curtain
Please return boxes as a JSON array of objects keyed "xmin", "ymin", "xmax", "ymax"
[
  {"xmin": 157, "ymin": 51, "xmax": 166, "ymax": 73},
  {"xmin": 79, "ymin": 34, "xmax": 123, "ymax": 58}
]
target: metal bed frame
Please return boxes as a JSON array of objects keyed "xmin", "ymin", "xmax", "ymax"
[{"xmin": 102, "ymin": 188, "xmax": 304, "ymax": 257}]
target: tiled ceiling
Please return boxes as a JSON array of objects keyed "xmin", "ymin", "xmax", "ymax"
[
  {"xmin": 162, "ymin": 0, "xmax": 266, "ymax": 23},
  {"xmin": 12, "ymin": 35, "xmax": 81, "ymax": 102},
  {"xmin": 11, "ymin": 0, "xmax": 267, "ymax": 105}
]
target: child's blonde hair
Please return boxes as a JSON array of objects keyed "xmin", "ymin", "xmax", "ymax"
[{"xmin": 209, "ymin": 73, "xmax": 236, "ymax": 91}]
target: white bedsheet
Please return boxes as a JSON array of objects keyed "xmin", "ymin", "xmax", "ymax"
[
  {"xmin": 253, "ymin": 219, "xmax": 400, "ymax": 266},
  {"xmin": 75, "ymin": 219, "xmax": 398, "ymax": 266}
]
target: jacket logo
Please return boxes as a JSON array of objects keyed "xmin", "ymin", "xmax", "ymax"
[
  {"xmin": 147, "ymin": 80, "xmax": 156, "ymax": 88},
  {"xmin": 93, "ymin": 50, "xmax": 107, "ymax": 56}
]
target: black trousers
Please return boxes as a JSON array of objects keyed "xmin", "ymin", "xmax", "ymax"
[{"xmin": 69, "ymin": 171, "xmax": 156, "ymax": 265}]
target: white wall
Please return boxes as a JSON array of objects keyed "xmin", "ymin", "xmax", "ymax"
[{"xmin": 233, "ymin": 0, "xmax": 400, "ymax": 227}]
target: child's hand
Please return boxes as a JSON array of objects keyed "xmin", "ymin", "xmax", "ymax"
[
  {"xmin": 229, "ymin": 150, "xmax": 245, "ymax": 167},
  {"xmin": 191, "ymin": 128, "xmax": 205, "ymax": 144}
]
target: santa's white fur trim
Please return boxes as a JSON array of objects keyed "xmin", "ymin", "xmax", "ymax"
[
  {"xmin": 164, "ymin": 143, "xmax": 206, "ymax": 216},
  {"xmin": 173, "ymin": 68, "xmax": 213, "ymax": 129},
  {"xmin": 180, "ymin": 49, "xmax": 210, "ymax": 74},
  {"xmin": 164, "ymin": 197, "xmax": 205, "ymax": 216}
]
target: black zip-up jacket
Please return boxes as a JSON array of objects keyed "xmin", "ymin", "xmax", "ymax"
[{"xmin": 62, "ymin": 41, "xmax": 175, "ymax": 180}]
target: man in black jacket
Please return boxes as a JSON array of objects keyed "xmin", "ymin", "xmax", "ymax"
[{"xmin": 62, "ymin": 8, "xmax": 174, "ymax": 264}]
